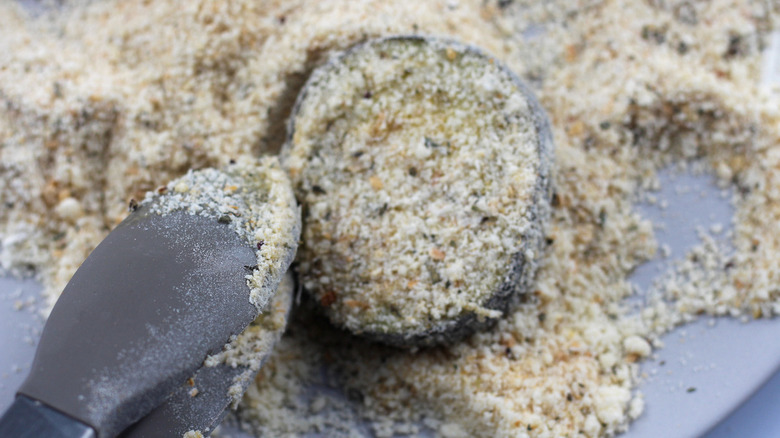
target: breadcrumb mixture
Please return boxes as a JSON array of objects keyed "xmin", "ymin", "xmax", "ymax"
[
  {"xmin": 1, "ymin": 1, "xmax": 778, "ymax": 438},
  {"xmin": 183, "ymin": 430, "xmax": 204, "ymax": 438},
  {"xmin": 282, "ymin": 36, "xmax": 551, "ymax": 343}
]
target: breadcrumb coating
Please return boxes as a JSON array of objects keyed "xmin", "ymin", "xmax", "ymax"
[{"xmin": 282, "ymin": 36, "xmax": 552, "ymax": 345}]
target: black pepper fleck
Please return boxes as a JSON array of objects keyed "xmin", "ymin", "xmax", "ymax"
[
  {"xmin": 551, "ymin": 192, "xmax": 560, "ymax": 207},
  {"xmin": 424, "ymin": 136, "xmax": 440, "ymax": 148},
  {"xmin": 641, "ymin": 24, "xmax": 666, "ymax": 44},
  {"xmin": 725, "ymin": 34, "xmax": 744, "ymax": 58}
]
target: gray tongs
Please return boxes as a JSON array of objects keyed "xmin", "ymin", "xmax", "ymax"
[{"xmin": 0, "ymin": 204, "xmax": 266, "ymax": 437}]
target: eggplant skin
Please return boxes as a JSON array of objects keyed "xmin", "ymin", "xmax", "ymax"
[{"xmin": 283, "ymin": 35, "xmax": 554, "ymax": 348}]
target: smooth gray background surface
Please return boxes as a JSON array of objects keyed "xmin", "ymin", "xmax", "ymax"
[{"xmin": 628, "ymin": 169, "xmax": 780, "ymax": 438}]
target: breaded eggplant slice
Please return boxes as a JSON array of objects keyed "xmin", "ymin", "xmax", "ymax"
[{"xmin": 282, "ymin": 36, "xmax": 553, "ymax": 347}]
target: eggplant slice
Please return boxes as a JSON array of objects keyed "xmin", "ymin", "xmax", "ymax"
[{"xmin": 282, "ymin": 36, "xmax": 553, "ymax": 347}]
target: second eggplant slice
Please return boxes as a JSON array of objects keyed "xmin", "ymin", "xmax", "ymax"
[{"xmin": 282, "ymin": 36, "xmax": 553, "ymax": 347}]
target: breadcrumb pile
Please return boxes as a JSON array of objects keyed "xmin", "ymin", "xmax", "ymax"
[{"xmin": 1, "ymin": 1, "xmax": 778, "ymax": 437}]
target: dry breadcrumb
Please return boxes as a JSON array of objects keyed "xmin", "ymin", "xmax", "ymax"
[{"xmin": 0, "ymin": 1, "xmax": 778, "ymax": 438}]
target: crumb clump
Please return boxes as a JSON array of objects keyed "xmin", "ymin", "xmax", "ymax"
[
  {"xmin": 283, "ymin": 36, "xmax": 552, "ymax": 345},
  {"xmin": 142, "ymin": 157, "xmax": 300, "ymax": 310}
]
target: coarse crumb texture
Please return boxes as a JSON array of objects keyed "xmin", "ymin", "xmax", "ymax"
[
  {"xmin": 1, "ymin": 1, "xmax": 779, "ymax": 438},
  {"xmin": 204, "ymin": 272, "xmax": 294, "ymax": 408},
  {"xmin": 0, "ymin": 0, "xmax": 512, "ymax": 310},
  {"xmin": 142, "ymin": 157, "xmax": 300, "ymax": 310},
  {"xmin": 282, "ymin": 36, "xmax": 551, "ymax": 343}
]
